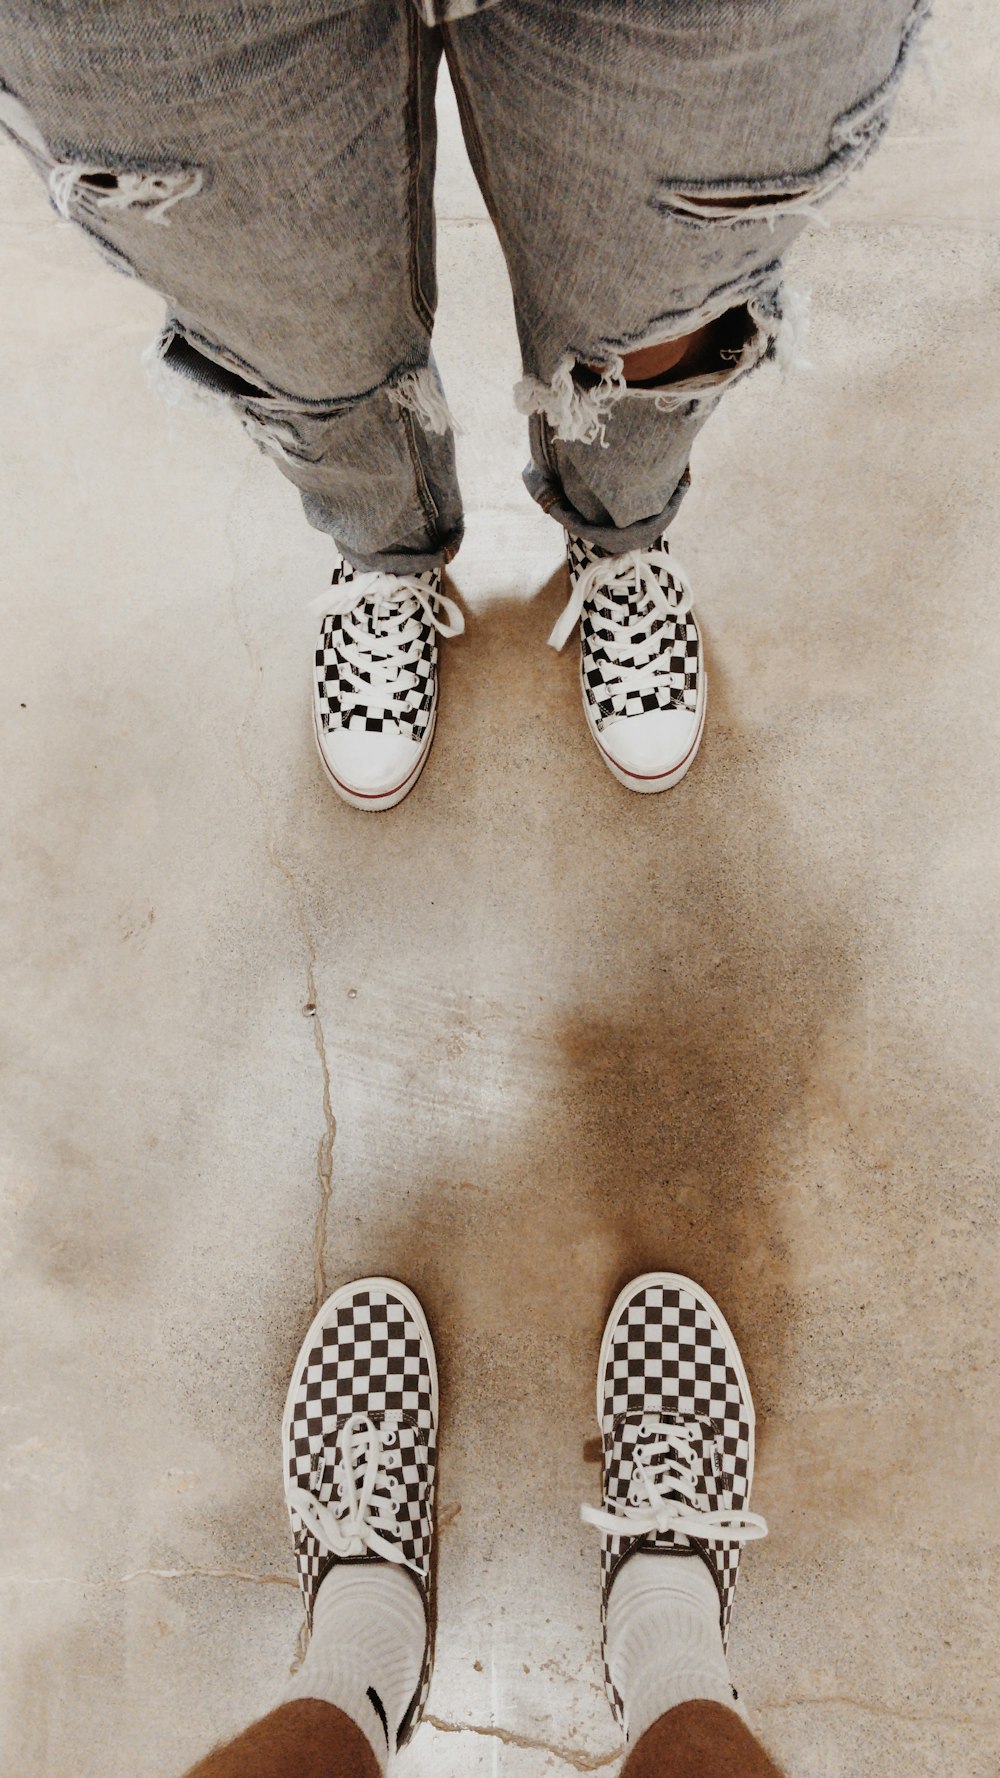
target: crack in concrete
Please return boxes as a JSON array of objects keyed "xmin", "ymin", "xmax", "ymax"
[
  {"xmin": 225, "ymin": 570, "xmax": 335, "ymax": 1315},
  {"xmin": 305, "ymin": 951, "xmax": 335, "ymax": 1311},
  {"xmin": 423, "ymin": 1715, "xmax": 619, "ymax": 1770},
  {"xmin": 3, "ymin": 1568, "xmax": 298, "ymax": 1590},
  {"xmin": 117, "ymin": 1565, "xmax": 299, "ymax": 1589},
  {"xmin": 757, "ymin": 1694, "xmax": 998, "ymax": 1729},
  {"xmin": 424, "ymin": 1692, "xmax": 999, "ymax": 1764}
]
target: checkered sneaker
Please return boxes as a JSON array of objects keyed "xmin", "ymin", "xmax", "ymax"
[
  {"xmin": 313, "ymin": 557, "xmax": 463, "ymax": 744},
  {"xmin": 282, "ymin": 1278, "xmax": 438, "ymax": 1746},
  {"xmin": 550, "ymin": 536, "xmax": 701, "ymax": 734},
  {"xmin": 581, "ymin": 1274, "xmax": 767, "ymax": 1728}
]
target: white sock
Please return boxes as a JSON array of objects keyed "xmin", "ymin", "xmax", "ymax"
[
  {"xmin": 606, "ymin": 1551, "xmax": 737, "ymax": 1745},
  {"xmin": 281, "ymin": 1564, "xmax": 426, "ymax": 1773}
]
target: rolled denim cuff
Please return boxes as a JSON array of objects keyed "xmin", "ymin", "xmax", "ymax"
[{"xmin": 523, "ymin": 462, "xmax": 691, "ymax": 554}]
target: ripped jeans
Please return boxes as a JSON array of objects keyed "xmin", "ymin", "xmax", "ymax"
[{"xmin": 0, "ymin": 0, "xmax": 927, "ymax": 573}]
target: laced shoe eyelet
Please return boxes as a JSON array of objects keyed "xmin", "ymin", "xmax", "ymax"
[{"xmin": 382, "ymin": 1426, "xmax": 397, "ymax": 1446}]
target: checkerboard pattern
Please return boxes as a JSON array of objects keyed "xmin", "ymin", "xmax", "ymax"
[
  {"xmin": 412, "ymin": 0, "xmax": 501, "ymax": 19},
  {"xmin": 594, "ymin": 1278, "xmax": 755, "ymax": 1727},
  {"xmin": 568, "ymin": 535, "xmax": 701, "ymax": 733},
  {"xmin": 314, "ymin": 557, "xmax": 438, "ymax": 741},
  {"xmin": 283, "ymin": 1283, "xmax": 437, "ymax": 1745}
]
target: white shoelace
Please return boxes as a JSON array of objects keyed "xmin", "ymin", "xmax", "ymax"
[
  {"xmin": 549, "ymin": 546, "xmax": 696, "ymax": 702},
  {"xmin": 581, "ymin": 1420, "xmax": 768, "ymax": 1545},
  {"xmin": 313, "ymin": 570, "xmax": 464, "ymax": 718},
  {"xmin": 286, "ymin": 1412, "xmax": 408, "ymax": 1565}
]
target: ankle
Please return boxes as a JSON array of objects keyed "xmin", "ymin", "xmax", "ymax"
[
  {"xmin": 280, "ymin": 1566, "xmax": 426, "ymax": 1772},
  {"xmin": 607, "ymin": 1553, "xmax": 735, "ymax": 1745}
]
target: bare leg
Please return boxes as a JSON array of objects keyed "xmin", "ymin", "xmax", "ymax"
[
  {"xmin": 621, "ymin": 325, "xmax": 716, "ymax": 384},
  {"xmin": 623, "ymin": 1700, "xmax": 784, "ymax": 1778},
  {"xmin": 180, "ymin": 1699, "xmax": 380, "ymax": 1778}
]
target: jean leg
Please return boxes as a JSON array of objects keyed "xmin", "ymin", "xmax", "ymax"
[
  {"xmin": 445, "ymin": 0, "xmax": 928, "ymax": 552},
  {"xmin": 0, "ymin": 1, "xmax": 463, "ymax": 570}
]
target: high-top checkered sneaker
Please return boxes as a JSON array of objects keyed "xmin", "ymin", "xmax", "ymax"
[
  {"xmin": 550, "ymin": 536, "xmax": 705, "ymax": 793},
  {"xmin": 312, "ymin": 557, "xmax": 463, "ymax": 811},
  {"xmin": 282, "ymin": 1278, "xmax": 438, "ymax": 1747},
  {"xmin": 581, "ymin": 1273, "xmax": 767, "ymax": 1728}
]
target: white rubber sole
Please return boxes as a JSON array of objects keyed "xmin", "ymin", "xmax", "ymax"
[
  {"xmin": 312, "ymin": 704, "xmax": 437, "ymax": 812},
  {"xmin": 281, "ymin": 1275, "xmax": 440, "ymax": 1465},
  {"xmin": 595, "ymin": 1270, "xmax": 755, "ymax": 1472},
  {"xmin": 586, "ymin": 675, "xmax": 708, "ymax": 794}
]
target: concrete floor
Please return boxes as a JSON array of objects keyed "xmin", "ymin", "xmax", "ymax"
[{"xmin": 1, "ymin": 5, "xmax": 998, "ymax": 1775}]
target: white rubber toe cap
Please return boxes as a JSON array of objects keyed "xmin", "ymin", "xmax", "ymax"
[
  {"xmin": 317, "ymin": 723, "xmax": 431, "ymax": 810},
  {"xmin": 595, "ymin": 704, "xmax": 705, "ymax": 791}
]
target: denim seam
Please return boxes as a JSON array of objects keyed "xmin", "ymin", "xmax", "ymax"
[
  {"xmin": 78, "ymin": 219, "xmax": 140, "ymax": 276},
  {"xmin": 400, "ymin": 409, "xmax": 441, "ymax": 536},
  {"xmin": 405, "ymin": 4, "xmax": 435, "ymax": 335},
  {"xmin": 441, "ymin": 26, "xmax": 505, "ymax": 235}
]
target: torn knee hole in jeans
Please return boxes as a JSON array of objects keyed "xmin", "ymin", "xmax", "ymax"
[
  {"xmin": 143, "ymin": 327, "xmax": 326, "ymax": 462},
  {"xmin": 515, "ymin": 298, "xmax": 785, "ymax": 444},
  {"xmin": 144, "ymin": 326, "xmax": 456, "ymax": 462},
  {"xmin": 516, "ymin": 275, "xmax": 816, "ymax": 444}
]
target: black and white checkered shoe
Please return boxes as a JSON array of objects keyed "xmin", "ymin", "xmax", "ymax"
[
  {"xmin": 550, "ymin": 537, "xmax": 705, "ymax": 793},
  {"xmin": 312, "ymin": 557, "xmax": 464, "ymax": 811},
  {"xmin": 581, "ymin": 1273, "xmax": 767, "ymax": 1729},
  {"xmin": 281, "ymin": 1278, "xmax": 438, "ymax": 1747}
]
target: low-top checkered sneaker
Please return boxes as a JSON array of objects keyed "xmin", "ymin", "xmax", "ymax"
[
  {"xmin": 313, "ymin": 557, "xmax": 464, "ymax": 811},
  {"xmin": 581, "ymin": 1273, "xmax": 767, "ymax": 1728},
  {"xmin": 550, "ymin": 536, "xmax": 705, "ymax": 793},
  {"xmin": 282, "ymin": 1278, "xmax": 438, "ymax": 1747}
]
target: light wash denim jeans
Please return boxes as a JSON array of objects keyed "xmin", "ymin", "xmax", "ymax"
[{"xmin": 0, "ymin": 1, "xmax": 927, "ymax": 572}]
